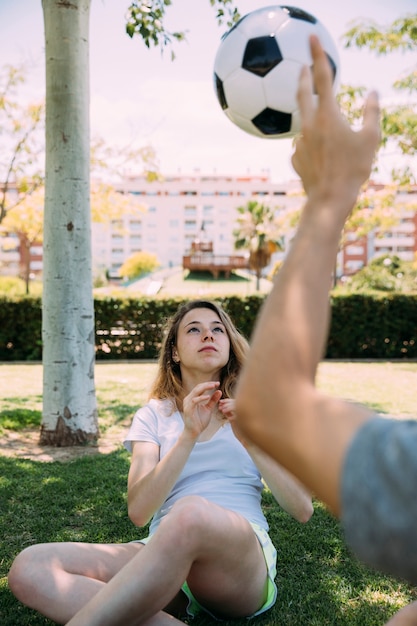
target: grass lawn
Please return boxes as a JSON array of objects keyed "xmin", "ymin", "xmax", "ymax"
[{"xmin": 1, "ymin": 361, "xmax": 417, "ymax": 625}]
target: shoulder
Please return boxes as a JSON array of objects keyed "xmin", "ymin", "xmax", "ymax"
[
  {"xmin": 133, "ymin": 397, "xmax": 178, "ymax": 426},
  {"xmin": 144, "ymin": 398, "xmax": 177, "ymax": 419}
]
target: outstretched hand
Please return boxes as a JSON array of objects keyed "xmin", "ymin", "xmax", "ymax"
[{"xmin": 292, "ymin": 34, "xmax": 380, "ymax": 216}]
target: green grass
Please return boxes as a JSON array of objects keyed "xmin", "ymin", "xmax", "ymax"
[
  {"xmin": 94, "ymin": 267, "xmax": 273, "ymax": 298},
  {"xmin": 1, "ymin": 361, "xmax": 417, "ymax": 625}
]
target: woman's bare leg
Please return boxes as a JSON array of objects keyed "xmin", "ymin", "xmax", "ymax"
[
  {"xmin": 65, "ymin": 496, "xmax": 269, "ymax": 626},
  {"xmin": 8, "ymin": 542, "xmax": 145, "ymax": 623},
  {"xmin": 386, "ymin": 602, "xmax": 417, "ymax": 626},
  {"xmin": 9, "ymin": 540, "xmax": 190, "ymax": 625}
]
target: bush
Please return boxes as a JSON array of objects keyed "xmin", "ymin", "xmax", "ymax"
[
  {"xmin": 0, "ymin": 293, "xmax": 416, "ymax": 361},
  {"xmin": 341, "ymin": 255, "xmax": 417, "ymax": 294}
]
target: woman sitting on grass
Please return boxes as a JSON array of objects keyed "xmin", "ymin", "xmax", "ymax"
[{"xmin": 8, "ymin": 299, "xmax": 313, "ymax": 626}]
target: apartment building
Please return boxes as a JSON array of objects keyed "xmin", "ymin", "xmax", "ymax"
[
  {"xmin": 1, "ymin": 176, "xmax": 416, "ymax": 281},
  {"xmin": 92, "ymin": 174, "xmax": 302, "ymax": 279},
  {"xmin": 0, "ymin": 232, "xmax": 20, "ymax": 276},
  {"xmin": 340, "ymin": 187, "xmax": 417, "ymax": 276}
]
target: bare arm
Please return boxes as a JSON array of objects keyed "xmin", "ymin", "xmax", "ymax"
[
  {"xmin": 127, "ymin": 436, "xmax": 195, "ymax": 526},
  {"xmin": 235, "ymin": 35, "xmax": 380, "ymax": 516},
  {"xmin": 128, "ymin": 382, "xmax": 222, "ymax": 526},
  {"xmin": 219, "ymin": 398, "xmax": 313, "ymax": 523},
  {"xmin": 246, "ymin": 442, "xmax": 313, "ymax": 523}
]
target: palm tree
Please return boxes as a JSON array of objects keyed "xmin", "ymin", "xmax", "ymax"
[{"xmin": 233, "ymin": 200, "xmax": 284, "ymax": 291}]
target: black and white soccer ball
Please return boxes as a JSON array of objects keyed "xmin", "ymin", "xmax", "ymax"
[{"xmin": 213, "ymin": 5, "xmax": 340, "ymax": 139}]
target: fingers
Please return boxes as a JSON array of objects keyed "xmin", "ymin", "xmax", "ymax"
[
  {"xmin": 296, "ymin": 64, "xmax": 314, "ymax": 128},
  {"xmin": 205, "ymin": 389, "xmax": 222, "ymax": 410},
  {"xmin": 361, "ymin": 90, "xmax": 381, "ymax": 145},
  {"xmin": 296, "ymin": 34, "xmax": 337, "ymax": 132},
  {"xmin": 185, "ymin": 382, "xmax": 221, "ymax": 411},
  {"xmin": 309, "ymin": 34, "xmax": 334, "ymax": 100},
  {"xmin": 218, "ymin": 398, "xmax": 236, "ymax": 419}
]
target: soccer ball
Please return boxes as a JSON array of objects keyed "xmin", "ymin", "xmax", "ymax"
[{"xmin": 213, "ymin": 5, "xmax": 340, "ymax": 139}]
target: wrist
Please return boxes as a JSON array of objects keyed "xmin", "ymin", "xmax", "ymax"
[
  {"xmin": 179, "ymin": 429, "xmax": 199, "ymax": 446},
  {"xmin": 299, "ymin": 193, "xmax": 355, "ymax": 238}
]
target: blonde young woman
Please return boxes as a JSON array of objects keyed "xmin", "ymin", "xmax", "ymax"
[{"xmin": 9, "ymin": 299, "xmax": 312, "ymax": 626}]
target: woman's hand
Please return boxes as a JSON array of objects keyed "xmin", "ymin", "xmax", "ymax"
[
  {"xmin": 182, "ymin": 381, "xmax": 222, "ymax": 438},
  {"xmin": 219, "ymin": 398, "xmax": 248, "ymax": 447}
]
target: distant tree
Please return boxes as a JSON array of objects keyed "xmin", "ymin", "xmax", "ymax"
[
  {"xmin": 0, "ymin": 64, "xmax": 44, "ymax": 225},
  {"xmin": 1, "ymin": 188, "xmax": 44, "ymax": 294},
  {"xmin": 119, "ymin": 251, "xmax": 160, "ymax": 280},
  {"xmin": 1, "ymin": 177, "xmax": 146, "ymax": 295},
  {"xmin": 233, "ymin": 200, "xmax": 284, "ymax": 291},
  {"xmin": 126, "ymin": 0, "xmax": 240, "ymax": 57},
  {"xmin": 343, "ymin": 13, "xmax": 417, "ymax": 183},
  {"xmin": 342, "ymin": 254, "xmax": 417, "ymax": 294}
]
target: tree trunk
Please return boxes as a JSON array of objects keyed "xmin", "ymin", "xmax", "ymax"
[
  {"xmin": 19, "ymin": 234, "xmax": 31, "ymax": 295},
  {"xmin": 41, "ymin": 0, "xmax": 99, "ymax": 446},
  {"xmin": 249, "ymin": 249, "xmax": 270, "ymax": 292}
]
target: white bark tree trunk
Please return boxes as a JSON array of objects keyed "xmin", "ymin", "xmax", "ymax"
[{"xmin": 41, "ymin": 0, "xmax": 99, "ymax": 445}]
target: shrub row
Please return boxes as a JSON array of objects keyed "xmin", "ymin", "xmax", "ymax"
[{"xmin": 1, "ymin": 294, "xmax": 416, "ymax": 361}]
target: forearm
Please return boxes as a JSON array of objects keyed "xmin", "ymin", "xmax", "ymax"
[
  {"xmin": 128, "ymin": 433, "xmax": 197, "ymax": 526},
  {"xmin": 237, "ymin": 195, "xmax": 346, "ymax": 415},
  {"xmin": 247, "ymin": 442, "xmax": 313, "ymax": 523},
  {"xmin": 264, "ymin": 200, "xmax": 344, "ymax": 381},
  {"xmin": 235, "ymin": 197, "xmax": 369, "ymax": 514}
]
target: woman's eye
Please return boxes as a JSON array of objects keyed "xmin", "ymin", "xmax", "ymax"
[
  {"xmin": 187, "ymin": 327, "xmax": 199, "ymax": 333},
  {"xmin": 213, "ymin": 326, "xmax": 224, "ymax": 333}
]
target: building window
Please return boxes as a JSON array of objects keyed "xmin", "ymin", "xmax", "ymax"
[
  {"xmin": 345, "ymin": 245, "xmax": 364, "ymax": 255},
  {"xmin": 345, "ymin": 260, "xmax": 364, "ymax": 272}
]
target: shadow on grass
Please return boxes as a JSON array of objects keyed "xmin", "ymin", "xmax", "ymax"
[{"xmin": 98, "ymin": 402, "xmax": 138, "ymax": 429}]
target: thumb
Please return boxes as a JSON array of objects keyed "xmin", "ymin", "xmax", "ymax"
[{"xmin": 207, "ymin": 389, "xmax": 222, "ymax": 409}]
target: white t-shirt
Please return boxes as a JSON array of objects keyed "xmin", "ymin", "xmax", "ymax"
[{"xmin": 124, "ymin": 398, "xmax": 268, "ymax": 535}]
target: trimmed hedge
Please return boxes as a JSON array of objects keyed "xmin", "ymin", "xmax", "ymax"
[
  {"xmin": 328, "ymin": 294, "xmax": 417, "ymax": 359},
  {"xmin": 1, "ymin": 294, "xmax": 416, "ymax": 361}
]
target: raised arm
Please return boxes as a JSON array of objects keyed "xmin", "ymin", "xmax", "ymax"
[{"xmin": 235, "ymin": 35, "xmax": 380, "ymax": 516}]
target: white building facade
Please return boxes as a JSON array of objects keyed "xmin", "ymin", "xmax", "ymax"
[
  {"xmin": 92, "ymin": 174, "xmax": 302, "ymax": 279},
  {"xmin": 2, "ymin": 175, "xmax": 416, "ymax": 282}
]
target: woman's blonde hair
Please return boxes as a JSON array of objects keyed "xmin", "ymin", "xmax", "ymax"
[{"xmin": 149, "ymin": 300, "xmax": 249, "ymax": 409}]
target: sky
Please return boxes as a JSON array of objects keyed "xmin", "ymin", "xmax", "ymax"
[{"xmin": 0, "ymin": 0, "xmax": 416, "ymax": 183}]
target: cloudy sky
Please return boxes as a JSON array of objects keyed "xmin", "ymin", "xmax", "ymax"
[{"xmin": 1, "ymin": 0, "xmax": 415, "ymax": 182}]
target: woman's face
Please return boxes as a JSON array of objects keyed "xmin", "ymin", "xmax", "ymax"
[{"xmin": 173, "ymin": 307, "xmax": 230, "ymax": 376}]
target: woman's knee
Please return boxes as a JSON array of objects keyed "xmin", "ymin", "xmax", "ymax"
[
  {"xmin": 8, "ymin": 544, "xmax": 51, "ymax": 600},
  {"xmin": 159, "ymin": 496, "xmax": 214, "ymax": 547}
]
